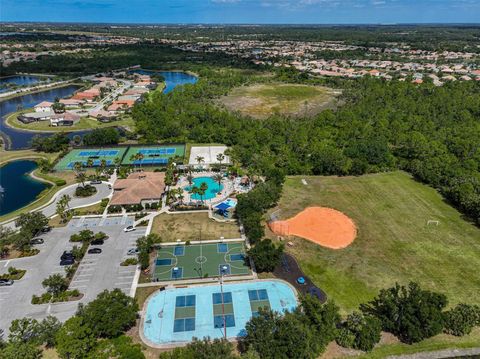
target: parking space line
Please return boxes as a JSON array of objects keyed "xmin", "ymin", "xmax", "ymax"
[
  {"xmin": 114, "ymin": 282, "xmax": 133, "ymax": 286},
  {"xmin": 70, "ymin": 279, "xmax": 90, "ymax": 283},
  {"xmin": 69, "ymin": 285, "xmax": 87, "ymax": 289}
]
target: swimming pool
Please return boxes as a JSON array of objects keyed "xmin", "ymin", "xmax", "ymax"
[
  {"xmin": 142, "ymin": 280, "xmax": 297, "ymax": 346},
  {"xmin": 185, "ymin": 176, "xmax": 223, "ymax": 200}
]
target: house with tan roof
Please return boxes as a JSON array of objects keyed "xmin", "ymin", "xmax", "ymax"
[{"xmin": 110, "ymin": 171, "xmax": 166, "ymax": 206}]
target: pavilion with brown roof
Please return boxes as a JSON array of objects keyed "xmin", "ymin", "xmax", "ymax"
[{"xmin": 111, "ymin": 172, "xmax": 166, "ymax": 206}]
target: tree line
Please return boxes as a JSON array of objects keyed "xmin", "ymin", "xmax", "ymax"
[{"xmin": 131, "ymin": 67, "xmax": 480, "ymax": 225}]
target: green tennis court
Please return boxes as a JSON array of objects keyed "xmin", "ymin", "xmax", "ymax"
[
  {"xmin": 153, "ymin": 241, "xmax": 250, "ymax": 281},
  {"xmin": 54, "ymin": 147, "xmax": 128, "ymax": 170},
  {"xmin": 122, "ymin": 144, "xmax": 185, "ymax": 166}
]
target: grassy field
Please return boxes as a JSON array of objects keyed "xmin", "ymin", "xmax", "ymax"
[
  {"xmin": 266, "ymin": 171, "xmax": 480, "ymax": 313},
  {"xmin": 151, "ymin": 213, "xmax": 241, "ymax": 242},
  {"xmin": 219, "ymin": 83, "xmax": 338, "ymax": 119},
  {"xmin": 6, "ymin": 111, "xmax": 135, "ymax": 132},
  {"xmin": 0, "ymin": 148, "xmax": 59, "ymax": 166}
]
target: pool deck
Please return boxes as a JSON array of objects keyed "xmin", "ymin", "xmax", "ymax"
[{"xmin": 139, "ymin": 278, "xmax": 299, "ymax": 349}]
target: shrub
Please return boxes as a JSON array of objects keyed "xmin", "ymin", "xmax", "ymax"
[
  {"xmin": 107, "ymin": 205, "xmax": 122, "ymax": 213},
  {"xmin": 336, "ymin": 328, "xmax": 355, "ymax": 349},
  {"xmin": 444, "ymin": 304, "xmax": 480, "ymax": 336},
  {"xmin": 75, "ymin": 184, "xmax": 97, "ymax": 197},
  {"xmin": 54, "ymin": 179, "xmax": 67, "ymax": 186},
  {"xmin": 121, "ymin": 258, "xmax": 138, "ymax": 266},
  {"xmin": 94, "ymin": 232, "xmax": 108, "ymax": 240}
]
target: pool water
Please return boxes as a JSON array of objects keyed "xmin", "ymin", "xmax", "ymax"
[
  {"xmin": 185, "ymin": 176, "xmax": 223, "ymax": 200},
  {"xmin": 143, "ymin": 280, "xmax": 297, "ymax": 346}
]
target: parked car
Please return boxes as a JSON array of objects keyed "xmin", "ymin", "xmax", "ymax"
[
  {"xmin": 30, "ymin": 237, "xmax": 44, "ymax": 245},
  {"xmin": 127, "ymin": 248, "xmax": 139, "ymax": 255},
  {"xmin": 90, "ymin": 180, "xmax": 102, "ymax": 185},
  {"xmin": 123, "ymin": 226, "xmax": 136, "ymax": 232},
  {"xmin": 61, "ymin": 251, "xmax": 74, "ymax": 260},
  {"xmin": 60, "ymin": 258, "xmax": 74, "ymax": 266},
  {"xmin": 88, "ymin": 248, "xmax": 102, "ymax": 254},
  {"xmin": 0, "ymin": 278, "xmax": 14, "ymax": 286},
  {"xmin": 91, "ymin": 239, "xmax": 104, "ymax": 245},
  {"xmin": 108, "ymin": 184, "xmax": 112, "ymax": 189},
  {"xmin": 39, "ymin": 226, "xmax": 51, "ymax": 234}
]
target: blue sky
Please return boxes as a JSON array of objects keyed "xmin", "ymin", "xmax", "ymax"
[{"xmin": 2, "ymin": 0, "xmax": 479, "ymax": 24}]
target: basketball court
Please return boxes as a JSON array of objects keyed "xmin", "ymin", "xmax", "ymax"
[{"xmin": 153, "ymin": 241, "xmax": 250, "ymax": 281}]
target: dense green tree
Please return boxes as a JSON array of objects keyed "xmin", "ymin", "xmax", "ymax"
[
  {"xmin": 241, "ymin": 309, "xmax": 316, "ymax": 359},
  {"xmin": 0, "ymin": 342, "xmax": 42, "ymax": 359},
  {"xmin": 76, "ymin": 289, "xmax": 138, "ymax": 338},
  {"xmin": 15, "ymin": 212, "xmax": 48, "ymax": 239},
  {"xmin": 55, "ymin": 317, "xmax": 97, "ymax": 359},
  {"xmin": 83, "ymin": 128, "xmax": 120, "ymax": 146},
  {"xmin": 300, "ymin": 296, "xmax": 340, "ymax": 352},
  {"xmin": 360, "ymin": 282, "xmax": 447, "ymax": 343},
  {"xmin": 336, "ymin": 312, "xmax": 382, "ymax": 352},
  {"xmin": 247, "ymin": 239, "xmax": 284, "ymax": 272}
]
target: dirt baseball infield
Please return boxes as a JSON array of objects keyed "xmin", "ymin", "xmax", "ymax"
[{"xmin": 268, "ymin": 207, "xmax": 357, "ymax": 249}]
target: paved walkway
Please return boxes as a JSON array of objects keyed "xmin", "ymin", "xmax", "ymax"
[
  {"xmin": 1, "ymin": 182, "xmax": 112, "ymax": 230},
  {"xmin": 388, "ymin": 347, "xmax": 480, "ymax": 359}
]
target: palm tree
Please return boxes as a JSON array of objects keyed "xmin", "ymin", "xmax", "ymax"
[
  {"xmin": 196, "ymin": 156, "xmax": 205, "ymax": 168},
  {"xmin": 178, "ymin": 191, "xmax": 184, "ymax": 205},
  {"xmin": 73, "ymin": 162, "xmax": 86, "ymax": 187},
  {"xmin": 186, "ymin": 173, "xmax": 194, "ymax": 186},
  {"xmin": 189, "ymin": 186, "xmax": 199, "ymax": 204},
  {"xmin": 137, "ymin": 153, "xmax": 144, "ymax": 169},
  {"xmin": 213, "ymin": 173, "xmax": 223, "ymax": 194},
  {"xmin": 199, "ymin": 182, "xmax": 208, "ymax": 204},
  {"xmin": 114, "ymin": 157, "xmax": 121, "ymax": 169},
  {"xmin": 216, "ymin": 153, "xmax": 225, "ymax": 166},
  {"xmin": 86, "ymin": 158, "xmax": 94, "ymax": 169},
  {"xmin": 130, "ymin": 154, "xmax": 136, "ymax": 171}
]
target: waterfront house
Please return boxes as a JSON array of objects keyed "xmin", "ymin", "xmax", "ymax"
[{"xmin": 34, "ymin": 101, "xmax": 53, "ymax": 113}]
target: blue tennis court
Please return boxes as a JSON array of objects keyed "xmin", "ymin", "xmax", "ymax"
[
  {"xmin": 143, "ymin": 280, "xmax": 298, "ymax": 345},
  {"xmin": 123, "ymin": 145, "xmax": 186, "ymax": 166},
  {"xmin": 55, "ymin": 147, "xmax": 128, "ymax": 171}
]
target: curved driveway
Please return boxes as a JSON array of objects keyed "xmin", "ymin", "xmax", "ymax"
[{"xmin": 1, "ymin": 182, "xmax": 112, "ymax": 230}]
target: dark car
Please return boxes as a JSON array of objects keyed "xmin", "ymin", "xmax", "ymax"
[
  {"xmin": 30, "ymin": 237, "xmax": 44, "ymax": 245},
  {"xmin": 0, "ymin": 278, "xmax": 14, "ymax": 286},
  {"xmin": 61, "ymin": 251, "xmax": 74, "ymax": 260},
  {"xmin": 88, "ymin": 248, "xmax": 102, "ymax": 254},
  {"xmin": 40, "ymin": 226, "xmax": 51, "ymax": 233},
  {"xmin": 60, "ymin": 258, "xmax": 74, "ymax": 266},
  {"xmin": 90, "ymin": 239, "xmax": 104, "ymax": 245}
]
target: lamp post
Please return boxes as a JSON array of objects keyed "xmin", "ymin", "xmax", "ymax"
[{"xmin": 220, "ymin": 265, "xmax": 228, "ymax": 339}]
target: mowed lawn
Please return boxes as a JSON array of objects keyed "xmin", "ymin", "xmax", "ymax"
[
  {"xmin": 266, "ymin": 171, "xmax": 480, "ymax": 313},
  {"xmin": 152, "ymin": 213, "xmax": 241, "ymax": 242}
]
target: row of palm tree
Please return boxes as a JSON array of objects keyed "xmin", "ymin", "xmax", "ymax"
[{"xmin": 73, "ymin": 158, "xmax": 108, "ymax": 187}]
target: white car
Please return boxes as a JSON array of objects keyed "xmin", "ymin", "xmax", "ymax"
[
  {"xmin": 127, "ymin": 248, "xmax": 139, "ymax": 255},
  {"xmin": 123, "ymin": 225, "xmax": 136, "ymax": 232}
]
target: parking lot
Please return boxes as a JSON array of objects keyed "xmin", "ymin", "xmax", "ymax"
[{"xmin": 0, "ymin": 217, "xmax": 145, "ymax": 333}]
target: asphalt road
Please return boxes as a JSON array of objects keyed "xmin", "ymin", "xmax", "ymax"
[{"xmin": 0, "ymin": 220, "xmax": 144, "ymax": 335}]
